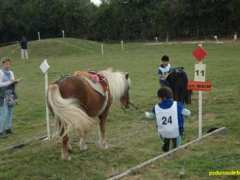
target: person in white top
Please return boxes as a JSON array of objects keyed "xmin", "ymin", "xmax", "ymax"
[
  {"xmin": 0, "ymin": 58, "xmax": 20, "ymax": 137},
  {"xmin": 157, "ymin": 55, "xmax": 171, "ymax": 87}
]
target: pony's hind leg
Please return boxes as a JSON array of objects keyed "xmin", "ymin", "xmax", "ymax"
[
  {"xmin": 62, "ymin": 135, "xmax": 71, "ymax": 160},
  {"xmin": 98, "ymin": 117, "xmax": 109, "ymax": 149}
]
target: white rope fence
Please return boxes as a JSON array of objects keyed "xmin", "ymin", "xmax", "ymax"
[{"xmin": 108, "ymin": 127, "xmax": 227, "ymax": 180}]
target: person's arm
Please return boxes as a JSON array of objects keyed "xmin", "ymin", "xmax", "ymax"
[
  {"xmin": 0, "ymin": 71, "xmax": 13, "ymax": 88},
  {"xmin": 152, "ymin": 106, "xmax": 158, "ymax": 129},
  {"xmin": 182, "ymin": 108, "xmax": 191, "ymax": 116},
  {"xmin": 145, "ymin": 107, "xmax": 155, "ymax": 119},
  {"xmin": 0, "ymin": 81, "xmax": 13, "ymax": 87},
  {"xmin": 157, "ymin": 68, "xmax": 163, "ymax": 79},
  {"xmin": 177, "ymin": 102, "xmax": 184, "ymax": 136},
  {"xmin": 10, "ymin": 71, "xmax": 15, "ymax": 80}
]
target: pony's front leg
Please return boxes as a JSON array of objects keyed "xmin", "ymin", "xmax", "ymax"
[
  {"xmin": 79, "ymin": 136, "xmax": 88, "ymax": 151},
  {"xmin": 98, "ymin": 117, "xmax": 109, "ymax": 149},
  {"xmin": 62, "ymin": 135, "xmax": 71, "ymax": 160}
]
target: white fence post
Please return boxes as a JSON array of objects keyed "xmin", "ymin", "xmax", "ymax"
[
  {"xmin": 45, "ymin": 72, "xmax": 50, "ymax": 140},
  {"xmin": 101, "ymin": 43, "xmax": 104, "ymax": 56},
  {"xmin": 62, "ymin": 30, "xmax": 65, "ymax": 39},
  {"xmin": 40, "ymin": 59, "xmax": 51, "ymax": 140},
  {"xmin": 166, "ymin": 32, "xmax": 169, "ymax": 43},
  {"xmin": 198, "ymin": 91, "xmax": 203, "ymax": 138},
  {"xmin": 38, "ymin": 32, "xmax": 41, "ymax": 41},
  {"xmin": 121, "ymin": 40, "xmax": 124, "ymax": 50}
]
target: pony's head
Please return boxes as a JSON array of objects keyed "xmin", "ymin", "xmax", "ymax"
[
  {"xmin": 100, "ymin": 69, "xmax": 131, "ymax": 108},
  {"xmin": 120, "ymin": 73, "xmax": 131, "ymax": 108}
]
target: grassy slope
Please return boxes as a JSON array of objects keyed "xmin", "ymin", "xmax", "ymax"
[{"xmin": 0, "ymin": 38, "xmax": 239, "ymax": 180}]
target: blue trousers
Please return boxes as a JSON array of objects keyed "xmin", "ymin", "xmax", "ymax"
[{"xmin": 0, "ymin": 101, "xmax": 13, "ymax": 133}]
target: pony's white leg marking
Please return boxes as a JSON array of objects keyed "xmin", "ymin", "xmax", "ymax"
[
  {"xmin": 101, "ymin": 139, "xmax": 109, "ymax": 149},
  {"xmin": 68, "ymin": 141, "xmax": 72, "ymax": 151},
  {"xmin": 98, "ymin": 125, "xmax": 109, "ymax": 149},
  {"xmin": 61, "ymin": 149, "xmax": 71, "ymax": 160},
  {"xmin": 79, "ymin": 137, "xmax": 88, "ymax": 151},
  {"xmin": 97, "ymin": 125, "xmax": 102, "ymax": 142}
]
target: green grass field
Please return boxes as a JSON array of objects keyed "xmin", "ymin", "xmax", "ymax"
[{"xmin": 0, "ymin": 38, "xmax": 239, "ymax": 180}]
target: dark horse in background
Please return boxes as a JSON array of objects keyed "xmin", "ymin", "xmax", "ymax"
[{"xmin": 166, "ymin": 67, "xmax": 192, "ymax": 104}]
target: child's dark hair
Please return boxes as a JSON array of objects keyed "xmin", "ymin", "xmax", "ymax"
[
  {"xmin": 157, "ymin": 87, "xmax": 173, "ymax": 99},
  {"xmin": 161, "ymin": 55, "xmax": 169, "ymax": 62},
  {"xmin": 1, "ymin": 57, "xmax": 11, "ymax": 64}
]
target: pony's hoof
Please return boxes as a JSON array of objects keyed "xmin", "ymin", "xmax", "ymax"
[
  {"xmin": 98, "ymin": 142, "xmax": 109, "ymax": 149},
  {"xmin": 62, "ymin": 153, "xmax": 71, "ymax": 161},
  {"xmin": 103, "ymin": 143, "xmax": 109, "ymax": 149},
  {"xmin": 62, "ymin": 156, "xmax": 71, "ymax": 161},
  {"xmin": 80, "ymin": 144, "xmax": 88, "ymax": 151}
]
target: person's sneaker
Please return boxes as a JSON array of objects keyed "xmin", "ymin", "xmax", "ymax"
[{"xmin": 5, "ymin": 129, "xmax": 12, "ymax": 134}]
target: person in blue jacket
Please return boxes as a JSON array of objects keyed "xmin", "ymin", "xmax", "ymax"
[{"xmin": 150, "ymin": 87, "xmax": 190, "ymax": 152}]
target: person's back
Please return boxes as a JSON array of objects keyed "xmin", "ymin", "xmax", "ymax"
[
  {"xmin": 20, "ymin": 36, "xmax": 29, "ymax": 60},
  {"xmin": 151, "ymin": 87, "xmax": 190, "ymax": 152},
  {"xmin": 20, "ymin": 36, "xmax": 28, "ymax": 49},
  {"xmin": 155, "ymin": 100, "xmax": 179, "ymax": 139}
]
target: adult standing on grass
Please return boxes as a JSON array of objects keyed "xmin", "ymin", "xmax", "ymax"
[
  {"xmin": 0, "ymin": 58, "xmax": 19, "ymax": 137},
  {"xmin": 20, "ymin": 36, "xmax": 29, "ymax": 60}
]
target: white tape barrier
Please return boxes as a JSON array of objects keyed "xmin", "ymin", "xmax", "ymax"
[{"xmin": 108, "ymin": 127, "xmax": 226, "ymax": 180}]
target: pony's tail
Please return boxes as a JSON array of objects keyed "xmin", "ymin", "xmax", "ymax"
[{"xmin": 47, "ymin": 84, "xmax": 96, "ymax": 138}]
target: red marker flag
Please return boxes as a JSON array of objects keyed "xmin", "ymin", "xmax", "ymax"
[{"xmin": 192, "ymin": 47, "xmax": 207, "ymax": 62}]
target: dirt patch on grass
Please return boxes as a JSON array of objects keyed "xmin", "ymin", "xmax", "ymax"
[{"xmin": 204, "ymin": 113, "xmax": 217, "ymax": 121}]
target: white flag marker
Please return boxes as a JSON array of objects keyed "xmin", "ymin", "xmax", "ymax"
[{"xmin": 40, "ymin": 59, "xmax": 51, "ymax": 140}]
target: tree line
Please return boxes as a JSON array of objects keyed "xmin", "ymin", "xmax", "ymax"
[{"xmin": 0, "ymin": 0, "xmax": 239, "ymax": 43}]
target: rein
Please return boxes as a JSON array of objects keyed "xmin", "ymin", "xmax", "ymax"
[
  {"xmin": 127, "ymin": 101, "xmax": 146, "ymax": 114},
  {"xmin": 129, "ymin": 101, "xmax": 139, "ymax": 110}
]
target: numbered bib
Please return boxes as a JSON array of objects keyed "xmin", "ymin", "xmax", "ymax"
[{"xmin": 155, "ymin": 102, "xmax": 179, "ymax": 138}]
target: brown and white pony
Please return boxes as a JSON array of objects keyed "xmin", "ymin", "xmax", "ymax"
[{"xmin": 47, "ymin": 68, "xmax": 131, "ymax": 160}]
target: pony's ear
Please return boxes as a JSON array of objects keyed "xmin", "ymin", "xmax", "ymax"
[{"xmin": 125, "ymin": 72, "xmax": 129, "ymax": 79}]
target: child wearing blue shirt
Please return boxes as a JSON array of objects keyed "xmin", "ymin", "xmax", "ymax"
[{"xmin": 148, "ymin": 87, "xmax": 190, "ymax": 152}]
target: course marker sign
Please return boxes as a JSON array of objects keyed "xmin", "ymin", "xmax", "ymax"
[
  {"xmin": 40, "ymin": 59, "xmax": 51, "ymax": 140},
  {"xmin": 193, "ymin": 46, "xmax": 207, "ymax": 62},
  {"xmin": 40, "ymin": 59, "xmax": 50, "ymax": 74},
  {"xmin": 194, "ymin": 63, "xmax": 206, "ymax": 82},
  {"xmin": 187, "ymin": 80, "xmax": 212, "ymax": 91}
]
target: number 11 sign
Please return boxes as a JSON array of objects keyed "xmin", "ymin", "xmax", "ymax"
[{"xmin": 194, "ymin": 63, "xmax": 206, "ymax": 82}]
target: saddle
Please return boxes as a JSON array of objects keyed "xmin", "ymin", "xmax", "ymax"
[{"xmin": 73, "ymin": 71, "xmax": 109, "ymax": 96}]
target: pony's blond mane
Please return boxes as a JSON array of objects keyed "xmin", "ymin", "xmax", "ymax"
[{"xmin": 99, "ymin": 68, "xmax": 130, "ymax": 102}]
